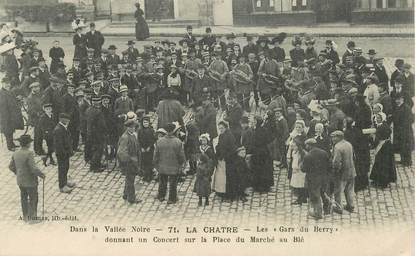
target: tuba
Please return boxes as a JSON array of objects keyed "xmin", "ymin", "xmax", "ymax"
[{"xmin": 230, "ymin": 70, "xmax": 253, "ymax": 85}]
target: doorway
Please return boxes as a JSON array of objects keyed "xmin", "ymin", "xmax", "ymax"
[
  {"xmin": 144, "ymin": 0, "xmax": 174, "ymax": 20},
  {"xmin": 315, "ymin": 0, "xmax": 353, "ymax": 23}
]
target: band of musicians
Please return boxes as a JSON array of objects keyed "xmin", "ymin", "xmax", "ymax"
[{"xmin": 1, "ymin": 20, "xmax": 414, "ymax": 223}]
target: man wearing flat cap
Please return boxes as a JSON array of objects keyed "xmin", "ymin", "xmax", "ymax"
[
  {"xmin": 153, "ymin": 122, "xmax": 185, "ymax": 204},
  {"xmin": 20, "ymin": 66, "xmax": 40, "ymax": 96},
  {"xmin": 9, "ymin": 134, "xmax": 45, "ymax": 223},
  {"xmin": 53, "ymin": 113, "xmax": 74, "ymax": 193},
  {"xmin": 330, "ymin": 130, "xmax": 356, "ymax": 214},
  {"xmin": 303, "ymin": 138, "xmax": 330, "ymax": 219}
]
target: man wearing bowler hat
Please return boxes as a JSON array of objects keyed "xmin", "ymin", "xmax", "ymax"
[
  {"xmin": 53, "ymin": 113, "xmax": 75, "ymax": 193},
  {"xmin": 87, "ymin": 96, "xmax": 107, "ymax": 173},
  {"xmin": 366, "ymin": 49, "xmax": 377, "ymax": 64},
  {"xmin": 9, "ymin": 135, "xmax": 45, "ymax": 223},
  {"xmin": 107, "ymin": 45, "xmax": 120, "ymax": 66},
  {"xmin": 117, "ymin": 112, "xmax": 142, "ymax": 204},
  {"xmin": 125, "ymin": 40, "xmax": 140, "ymax": 63},
  {"xmin": 85, "ymin": 22, "xmax": 105, "ymax": 57}
]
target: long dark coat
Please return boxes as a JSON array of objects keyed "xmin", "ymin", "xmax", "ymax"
[
  {"xmin": 117, "ymin": 130, "xmax": 141, "ymax": 176},
  {"xmin": 251, "ymin": 121, "xmax": 275, "ymax": 192},
  {"xmin": 393, "ymin": 103, "xmax": 414, "ymax": 153},
  {"xmin": 73, "ymin": 33, "xmax": 87, "ymax": 59},
  {"xmin": 199, "ymin": 103, "xmax": 217, "ymax": 139},
  {"xmin": 370, "ymin": 124, "xmax": 397, "ymax": 187},
  {"xmin": 193, "ymin": 161, "xmax": 214, "ymax": 197},
  {"xmin": 135, "ymin": 8, "xmax": 150, "ymax": 40},
  {"xmin": 0, "ymin": 88, "xmax": 24, "ymax": 134},
  {"xmin": 216, "ymin": 129, "xmax": 238, "ymax": 198}
]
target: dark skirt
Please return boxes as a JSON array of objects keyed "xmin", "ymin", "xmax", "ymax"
[
  {"xmin": 135, "ymin": 17, "xmax": 150, "ymax": 40},
  {"xmin": 370, "ymin": 140, "xmax": 397, "ymax": 188},
  {"xmin": 251, "ymin": 151, "xmax": 274, "ymax": 192}
]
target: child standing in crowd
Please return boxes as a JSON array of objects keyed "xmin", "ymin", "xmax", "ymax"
[
  {"xmin": 38, "ymin": 103, "xmax": 57, "ymax": 166},
  {"xmin": 288, "ymin": 137, "xmax": 307, "ymax": 205},
  {"xmin": 137, "ymin": 115, "xmax": 156, "ymax": 182},
  {"xmin": 194, "ymin": 153, "xmax": 214, "ymax": 206}
]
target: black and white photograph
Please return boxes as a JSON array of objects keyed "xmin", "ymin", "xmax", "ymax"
[{"xmin": 0, "ymin": 0, "xmax": 413, "ymax": 255}]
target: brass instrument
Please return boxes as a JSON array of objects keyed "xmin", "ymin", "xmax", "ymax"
[
  {"xmin": 184, "ymin": 69, "xmax": 199, "ymax": 80},
  {"xmin": 263, "ymin": 73, "xmax": 282, "ymax": 85},
  {"xmin": 208, "ymin": 69, "xmax": 227, "ymax": 83},
  {"xmin": 230, "ymin": 70, "xmax": 254, "ymax": 85}
]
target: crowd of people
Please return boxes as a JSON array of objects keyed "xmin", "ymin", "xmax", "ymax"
[{"xmin": 0, "ymin": 22, "xmax": 414, "ymax": 223}]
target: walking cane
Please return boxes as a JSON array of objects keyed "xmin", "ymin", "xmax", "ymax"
[{"xmin": 42, "ymin": 177, "xmax": 45, "ymax": 218}]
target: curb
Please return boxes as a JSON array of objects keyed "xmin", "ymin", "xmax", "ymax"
[{"xmin": 22, "ymin": 31, "xmax": 415, "ymax": 38}]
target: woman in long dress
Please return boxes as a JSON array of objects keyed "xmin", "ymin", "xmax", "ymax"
[
  {"xmin": 134, "ymin": 3, "xmax": 150, "ymax": 41},
  {"xmin": 370, "ymin": 113, "xmax": 397, "ymax": 188},
  {"xmin": 251, "ymin": 114, "xmax": 275, "ymax": 193},
  {"xmin": 213, "ymin": 121, "xmax": 238, "ymax": 201}
]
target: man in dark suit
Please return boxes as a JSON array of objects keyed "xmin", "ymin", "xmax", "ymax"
[
  {"xmin": 390, "ymin": 59, "xmax": 404, "ymax": 90},
  {"xmin": 85, "ymin": 22, "xmax": 105, "ymax": 57},
  {"xmin": 62, "ymin": 84, "xmax": 80, "ymax": 151},
  {"xmin": 87, "ymin": 97, "xmax": 107, "ymax": 173},
  {"xmin": 107, "ymin": 45, "xmax": 120, "ymax": 66},
  {"xmin": 182, "ymin": 25, "xmax": 197, "ymax": 49},
  {"xmin": 53, "ymin": 113, "xmax": 74, "ymax": 193},
  {"xmin": 0, "ymin": 77, "xmax": 24, "ymax": 151},
  {"xmin": 9, "ymin": 135, "xmax": 45, "ymax": 223},
  {"xmin": 191, "ymin": 64, "xmax": 212, "ymax": 105},
  {"xmin": 117, "ymin": 113, "xmax": 142, "ymax": 204},
  {"xmin": 73, "ymin": 27, "xmax": 87, "ymax": 59},
  {"xmin": 125, "ymin": 40, "xmax": 140, "ymax": 63},
  {"xmin": 303, "ymin": 138, "xmax": 331, "ymax": 219},
  {"xmin": 393, "ymin": 94, "xmax": 414, "ymax": 167},
  {"xmin": 374, "ymin": 57, "xmax": 389, "ymax": 85},
  {"xmin": 242, "ymin": 36, "xmax": 258, "ymax": 57}
]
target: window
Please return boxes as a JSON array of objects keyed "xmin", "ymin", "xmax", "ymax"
[
  {"xmin": 388, "ymin": 0, "xmax": 397, "ymax": 7},
  {"xmin": 292, "ymin": 0, "xmax": 307, "ymax": 10},
  {"xmin": 376, "ymin": 0, "xmax": 384, "ymax": 8}
]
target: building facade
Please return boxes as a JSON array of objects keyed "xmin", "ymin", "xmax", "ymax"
[{"xmin": 233, "ymin": 0, "xmax": 414, "ymax": 25}]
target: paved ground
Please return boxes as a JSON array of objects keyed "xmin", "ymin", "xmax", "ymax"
[{"xmin": 0, "ymin": 50, "xmax": 414, "ymax": 230}]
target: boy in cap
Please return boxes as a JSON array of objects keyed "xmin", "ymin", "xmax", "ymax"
[
  {"xmin": 26, "ymin": 82, "xmax": 44, "ymax": 154},
  {"xmin": 9, "ymin": 134, "xmax": 45, "ymax": 223},
  {"xmin": 53, "ymin": 113, "xmax": 75, "ymax": 193},
  {"xmin": 38, "ymin": 103, "xmax": 57, "ymax": 166},
  {"xmin": 137, "ymin": 115, "xmax": 157, "ymax": 182}
]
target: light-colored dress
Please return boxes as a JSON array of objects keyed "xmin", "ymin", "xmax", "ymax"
[
  {"xmin": 290, "ymin": 150, "xmax": 305, "ymax": 188},
  {"xmin": 211, "ymin": 137, "xmax": 226, "ymax": 193}
]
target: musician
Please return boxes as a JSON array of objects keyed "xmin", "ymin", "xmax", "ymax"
[
  {"xmin": 269, "ymin": 33, "xmax": 287, "ymax": 63},
  {"xmin": 167, "ymin": 64, "xmax": 181, "ymax": 91},
  {"xmin": 199, "ymin": 27, "xmax": 216, "ymax": 51},
  {"xmin": 182, "ymin": 50, "xmax": 199, "ymax": 106},
  {"xmin": 256, "ymin": 36, "xmax": 270, "ymax": 56},
  {"xmin": 242, "ymin": 36, "xmax": 258, "ymax": 57},
  {"xmin": 208, "ymin": 52, "xmax": 229, "ymax": 110},
  {"xmin": 232, "ymin": 55, "xmax": 254, "ymax": 111},
  {"xmin": 289, "ymin": 36, "xmax": 305, "ymax": 68},
  {"xmin": 257, "ymin": 51, "xmax": 280, "ymax": 105},
  {"xmin": 192, "ymin": 64, "xmax": 212, "ymax": 106},
  {"xmin": 143, "ymin": 58, "xmax": 158, "ymax": 112}
]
